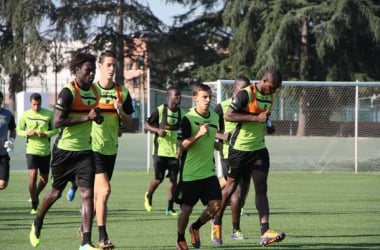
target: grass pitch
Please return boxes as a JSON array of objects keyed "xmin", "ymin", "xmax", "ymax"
[{"xmin": 0, "ymin": 171, "xmax": 379, "ymax": 249}]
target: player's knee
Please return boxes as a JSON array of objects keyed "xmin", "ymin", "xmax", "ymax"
[
  {"xmin": 0, "ymin": 181, "xmax": 8, "ymax": 190},
  {"xmin": 209, "ymin": 200, "xmax": 221, "ymax": 215},
  {"xmin": 255, "ymin": 183, "xmax": 267, "ymax": 195},
  {"xmin": 99, "ymin": 186, "xmax": 111, "ymax": 198}
]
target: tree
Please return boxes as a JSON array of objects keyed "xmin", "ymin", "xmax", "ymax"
[
  {"xmin": 200, "ymin": 0, "xmax": 380, "ymax": 135},
  {"xmin": 0, "ymin": 0, "xmax": 53, "ymax": 113}
]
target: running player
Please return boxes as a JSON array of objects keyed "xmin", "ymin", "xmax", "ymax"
[
  {"xmin": 212, "ymin": 76, "xmax": 250, "ymax": 243},
  {"xmin": 90, "ymin": 50, "xmax": 134, "ymax": 249},
  {"xmin": 29, "ymin": 52, "xmax": 101, "ymax": 250},
  {"xmin": 175, "ymin": 83, "xmax": 224, "ymax": 250},
  {"xmin": 212, "ymin": 70, "xmax": 286, "ymax": 247},
  {"xmin": 144, "ymin": 86, "xmax": 183, "ymax": 216},
  {"xmin": 17, "ymin": 93, "xmax": 58, "ymax": 214}
]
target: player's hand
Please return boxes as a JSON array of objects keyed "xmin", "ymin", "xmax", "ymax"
[
  {"xmin": 198, "ymin": 124, "xmax": 209, "ymax": 137},
  {"xmin": 4, "ymin": 138, "xmax": 15, "ymax": 153},
  {"xmin": 114, "ymin": 98, "xmax": 122, "ymax": 114},
  {"xmin": 157, "ymin": 128, "xmax": 166, "ymax": 137},
  {"xmin": 257, "ymin": 111, "xmax": 269, "ymax": 123}
]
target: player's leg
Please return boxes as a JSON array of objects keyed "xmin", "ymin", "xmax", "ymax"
[
  {"xmin": 251, "ymin": 148, "xmax": 285, "ymax": 246},
  {"xmin": 229, "ymin": 174, "xmax": 250, "ymax": 240},
  {"xmin": 166, "ymin": 157, "xmax": 179, "ymax": 216},
  {"xmin": 77, "ymin": 150, "xmax": 96, "ymax": 249},
  {"xmin": 27, "ymin": 157, "xmax": 39, "ymax": 214},
  {"xmin": 0, "ymin": 155, "xmax": 10, "ymax": 190},
  {"xmin": 176, "ymin": 180, "xmax": 198, "ymax": 250},
  {"xmin": 35, "ymin": 155, "xmax": 51, "ymax": 210},
  {"xmin": 94, "ymin": 152, "xmax": 116, "ymax": 249},
  {"xmin": 145, "ymin": 155, "xmax": 164, "ymax": 212}
]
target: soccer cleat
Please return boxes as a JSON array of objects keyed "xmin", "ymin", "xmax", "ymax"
[
  {"xmin": 30, "ymin": 208, "xmax": 38, "ymax": 215},
  {"xmin": 79, "ymin": 243, "xmax": 100, "ymax": 250},
  {"xmin": 67, "ymin": 187, "xmax": 76, "ymax": 201},
  {"xmin": 210, "ymin": 220, "xmax": 222, "ymax": 245},
  {"xmin": 231, "ymin": 230, "xmax": 247, "ymax": 240},
  {"xmin": 98, "ymin": 239, "xmax": 114, "ymax": 249},
  {"xmin": 189, "ymin": 224, "xmax": 200, "ymax": 248},
  {"xmin": 29, "ymin": 222, "xmax": 41, "ymax": 247},
  {"xmin": 176, "ymin": 240, "xmax": 189, "ymax": 250},
  {"xmin": 165, "ymin": 209, "xmax": 178, "ymax": 216},
  {"xmin": 144, "ymin": 192, "xmax": 152, "ymax": 212},
  {"xmin": 260, "ymin": 229, "xmax": 286, "ymax": 246}
]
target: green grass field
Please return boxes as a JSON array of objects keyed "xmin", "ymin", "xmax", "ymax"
[{"xmin": 0, "ymin": 171, "xmax": 379, "ymax": 249}]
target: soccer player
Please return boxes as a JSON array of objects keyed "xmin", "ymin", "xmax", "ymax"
[
  {"xmin": 17, "ymin": 93, "xmax": 58, "ymax": 214},
  {"xmin": 175, "ymin": 83, "xmax": 224, "ymax": 250},
  {"xmin": 90, "ymin": 50, "xmax": 134, "ymax": 249},
  {"xmin": 144, "ymin": 86, "xmax": 183, "ymax": 216},
  {"xmin": 212, "ymin": 76, "xmax": 251, "ymax": 242},
  {"xmin": 211, "ymin": 70, "xmax": 285, "ymax": 247},
  {"xmin": 0, "ymin": 91, "xmax": 16, "ymax": 190},
  {"xmin": 29, "ymin": 52, "xmax": 101, "ymax": 250}
]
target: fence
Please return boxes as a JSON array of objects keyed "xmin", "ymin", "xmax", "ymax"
[{"xmin": 147, "ymin": 81, "xmax": 380, "ymax": 173}]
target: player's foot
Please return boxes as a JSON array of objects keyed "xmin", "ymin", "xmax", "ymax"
[
  {"xmin": 211, "ymin": 220, "xmax": 222, "ymax": 245},
  {"xmin": 176, "ymin": 240, "xmax": 188, "ymax": 250},
  {"xmin": 144, "ymin": 192, "xmax": 152, "ymax": 212},
  {"xmin": 165, "ymin": 209, "xmax": 178, "ymax": 216},
  {"xmin": 98, "ymin": 239, "xmax": 114, "ymax": 249},
  {"xmin": 79, "ymin": 243, "xmax": 99, "ymax": 250},
  {"xmin": 189, "ymin": 224, "xmax": 200, "ymax": 248},
  {"xmin": 231, "ymin": 230, "xmax": 247, "ymax": 240},
  {"xmin": 260, "ymin": 229, "xmax": 286, "ymax": 246},
  {"xmin": 67, "ymin": 187, "xmax": 76, "ymax": 201},
  {"xmin": 30, "ymin": 208, "xmax": 38, "ymax": 215},
  {"xmin": 29, "ymin": 222, "xmax": 41, "ymax": 247}
]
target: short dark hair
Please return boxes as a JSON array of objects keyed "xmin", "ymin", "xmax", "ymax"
[
  {"xmin": 69, "ymin": 52, "xmax": 96, "ymax": 75},
  {"xmin": 192, "ymin": 83, "xmax": 211, "ymax": 96},
  {"xmin": 98, "ymin": 50, "xmax": 116, "ymax": 63},
  {"xmin": 30, "ymin": 93, "xmax": 41, "ymax": 102}
]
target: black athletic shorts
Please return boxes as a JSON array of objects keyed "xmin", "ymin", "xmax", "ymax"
[
  {"xmin": 153, "ymin": 155, "xmax": 179, "ymax": 181},
  {"xmin": 176, "ymin": 175, "xmax": 221, "ymax": 206},
  {"xmin": 0, "ymin": 155, "xmax": 10, "ymax": 182},
  {"xmin": 26, "ymin": 154, "xmax": 51, "ymax": 174},
  {"xmin": 220, "ymin": 158, "xmax": 229, "ymax": 178},
  {"xmin": 228, "ymin": 147, "xmax": 270, "ymax": 179},
  {"xmin": 50, "ymin": 148, "xmax": 95, "ymax": 190},
  {"xmin": 94, "ymin": 152, "xmax": 116, "ymax": 180}
]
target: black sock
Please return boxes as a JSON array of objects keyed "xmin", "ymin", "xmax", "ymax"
[
  {"xmin": 168, "ymin": 200, "xmax": 174, "ymax": 211},
  {"xmin": 213, "ymin": 215, "xmax": 222, "ymax": 225},
  {"xmin": 191, "ymin": 218, "xmax": 203, "ymax": 230},
  {"xmin": 177, "ymin": 232, "xmax": 185, "ymax": 242},
  {"xmin": 32, "ymin": 201, "xmax": 38, "ymax": 210},
  {"xmin": 232, "ymin": 222, "xmax": 240, "ymax": 232},
  {"xmin": 147, "ymin": 192, "xmax": 153, "ymax": 203},
  {"xmin": 98, "ymin": 225, "xmax": 108, "ymax": 241},
  {"xmin": 82, "ymin": 232, "xmax": 91, "ymax": 246},
  {"xmin": 34, "ymin": 217, "xmax": 43, "ymax": 237},
  {"xmin": 261, "ymin": 222, "xmax": 269, "ymax": 235}
]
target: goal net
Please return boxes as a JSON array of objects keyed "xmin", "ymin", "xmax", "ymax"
[{"xmin": 205, "ymin": 80, "xmax": 380, "ymax": 173}]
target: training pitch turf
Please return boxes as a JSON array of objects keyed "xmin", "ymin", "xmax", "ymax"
[{"xmin": 0, "ymin": 171, "xmax": 379, "ymax": 249}]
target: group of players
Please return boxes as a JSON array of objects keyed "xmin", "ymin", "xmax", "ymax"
[
  {"xmin": 0, "ymin": 50, "xmax": 134, "ymax": 250},
  {"xmin": 143, "ymin": 70, "xmax": 286, "ymax": 250},
  {"xmin": 0, "ymin": 49, "xmax": 285, "ymax": 249}
]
